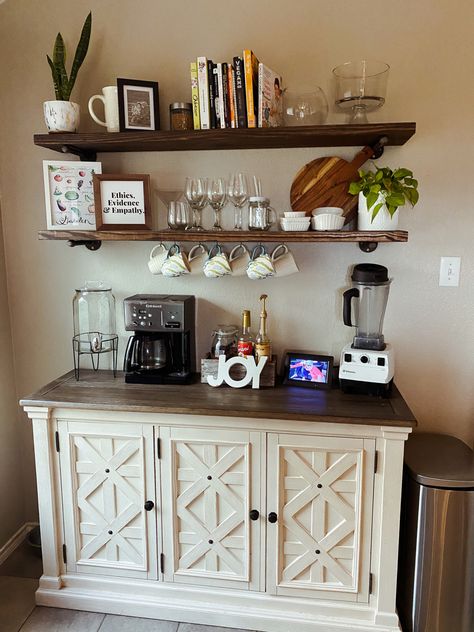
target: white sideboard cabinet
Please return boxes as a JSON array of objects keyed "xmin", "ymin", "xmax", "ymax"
[{"xmin": 22, "ymin": 371, "xmax": 416, "ymax": 632}]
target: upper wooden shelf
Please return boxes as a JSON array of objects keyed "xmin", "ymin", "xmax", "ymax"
[{"xmin": 33, "ymin": 122, "xmax": 416, "ymax": 156}]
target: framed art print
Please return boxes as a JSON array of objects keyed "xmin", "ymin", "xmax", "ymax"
[
  {"xmin": 117, "ymin": 78, "xmax": 160, "ymax": 131},
  {"xmin": 93, "ymin": 174, "xmax": 152, "ymax": 230},
  {"xmin": 43, "ymin": 161, "xmax": 102, "ymax": 230}
]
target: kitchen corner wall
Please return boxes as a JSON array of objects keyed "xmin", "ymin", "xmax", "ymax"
[{"xmin": 0, "ymin": 0, "xmax": 473, "ymax": 530}]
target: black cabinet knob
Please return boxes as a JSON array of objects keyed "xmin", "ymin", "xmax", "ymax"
[
  {"xmin": 268, "ymin": 512, "xmax": 278, "ymax": 523},
  {"xmin": 144, "ymin": 500, "xmax": 154, "ymax": 511},
  {"xmin": 249, "ymin": 509, "xmax": 260, "ymax": 521}
]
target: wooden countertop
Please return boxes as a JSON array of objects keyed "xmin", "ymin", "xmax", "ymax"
[{"xmin": 20, "ymin": 370, "xmax": 416, "ymax": 428}]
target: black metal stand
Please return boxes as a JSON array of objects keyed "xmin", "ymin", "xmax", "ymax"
[{"xmin": 73, "ymin": 333, "xmax": 118, "ymax": 380}]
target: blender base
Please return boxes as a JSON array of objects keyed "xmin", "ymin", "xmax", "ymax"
[{"xmin": 340, "ymin": 378, "xmax": 393, "ymax": 397}]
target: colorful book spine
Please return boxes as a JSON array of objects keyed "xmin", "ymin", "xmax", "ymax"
[
  {"xmin": 257, "ymin": 62, "xmax": 283, "ymax": 128},
  {"xmin": 228, "ymin": 64, "xmax": 237, "ymax": 128},
  {"xmin": 243, "ymin": 49, "xmax": 259, "ymax": 128},
  {"xmin": 221, "ymin": 62, "xmax": 230, "ymax": 128},
  {"xmin": 190, "ymin": 62, "xmax": 201, "ymax": 130},
  {"xmin": 208, "ymin": 60, "xmax": 217, "ymax": 129},
  {"xmin": 233, "ymin": 56, "xmax": 247, "ymax": 128},
  {"xmin": 197, "ymin": 57, "xmax": 210, "ymax": 130},
  {"xmin": 215, "ymin": 63, "xmax": 226, "ymax": 129}
]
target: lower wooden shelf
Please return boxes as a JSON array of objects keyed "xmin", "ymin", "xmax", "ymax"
[{"xmin": 38, "ymin": 229, "xmax": 408, "ymax": 244}]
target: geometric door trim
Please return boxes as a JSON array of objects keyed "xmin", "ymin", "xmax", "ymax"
[
  {"xmin": 160, "ymin": 426, "xmax": 262, "ymax": 592},
  {"xmin": 267, "ymin": 433, "xmax": 375, "ymax": 602},
  {"xmin": 58, "ymin": 421, "xmax": 158, "ymax": 580}
]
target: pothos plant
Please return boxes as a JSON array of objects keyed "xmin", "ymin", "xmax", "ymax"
[
  {"xmin": 46, "ymin": 12, "xmax": 92, "ymax": 101},
  {"xmin": 349, "ymin": 166, "xmax": 419, "ymax": 222}
]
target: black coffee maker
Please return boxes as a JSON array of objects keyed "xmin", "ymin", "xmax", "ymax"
[{"xmin": 123, "ymin": 295, "xmax": 195, "ymax": 384}]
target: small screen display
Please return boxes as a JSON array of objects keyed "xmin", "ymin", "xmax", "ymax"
[{"xmin": 288, "ymin": 358, "xmax": 330, "ymax": 384}]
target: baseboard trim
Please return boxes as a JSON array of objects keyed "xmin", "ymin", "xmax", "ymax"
[{"xmin": 0, "ymin": 522, "xmax": 39, "ymax": 565}]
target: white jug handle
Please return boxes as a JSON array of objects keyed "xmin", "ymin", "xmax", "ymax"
[
  {"xmin": 271, "ymin": 244, "xmax": 288, "ymax": 262},
  {"xmin": 88, "ymin": 94, "xmax": 107, "ymax": 127},
  {"xmin": 149, "ymin": 243, "xmax": 166, "ymax": 259},
  {"xmin": 229, "ymin": 243, "xmax": 248, "ymax": 262}
]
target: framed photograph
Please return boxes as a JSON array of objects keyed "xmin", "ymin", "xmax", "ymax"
[
  {"xmin": 93, "ymin": 174, "xmax": 152, "ymax": 230},
  {"xmin": 43, "ymin": 160, "xmax": 102, "ymax": 230},
  {"xmin": 282, "ymin": 352, "xmax": 334, "ymax": 390},
  {"xmin": 117, "ymin": 78, "xmax": 160, "ymax": 131}
]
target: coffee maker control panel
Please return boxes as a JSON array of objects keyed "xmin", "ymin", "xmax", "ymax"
[{"xmin": 124, "ymin": 295, "xmax": 193, "ymax": 333}]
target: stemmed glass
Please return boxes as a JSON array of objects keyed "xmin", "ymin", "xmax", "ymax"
[
  {"xmin": 184, "ymin": 177, "xmax": 208, "ymax": 231},
  {"xmin": 208, "ymin": 177, "xmax": 227, "ymax": 231},
  {"xmin": 227, "ymin": 173, "xmax": 249, "ymax": 230}
]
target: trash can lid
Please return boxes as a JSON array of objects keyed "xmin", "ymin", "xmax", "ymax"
[{"xmin": 404, "ymin": 433, "xmax": 474, "ymax": 489}]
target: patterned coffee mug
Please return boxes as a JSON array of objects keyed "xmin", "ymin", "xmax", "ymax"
[
  {"xmin": 246, "ymin": 245, "xmax": 275, "ymax": 280},
  {"xmin": 147, "ymin": 243, "xmax": 168, "ymax": 275},
  {"xmin": 203, "ymin": 244, "xmax": 232, "ymax": 278},
  {"xmin": 161, "ymin": 244, "xmax": 191, "ymax": 277}
]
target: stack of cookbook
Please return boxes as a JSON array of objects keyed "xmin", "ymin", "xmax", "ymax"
[{"xmin": 190, "ymin": 50, "xmax": 283, "ymax": 130}]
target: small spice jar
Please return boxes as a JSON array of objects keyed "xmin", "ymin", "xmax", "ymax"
[{"xmin": 169, "ymin": 102, "xmax": 193, "ymax": 131}]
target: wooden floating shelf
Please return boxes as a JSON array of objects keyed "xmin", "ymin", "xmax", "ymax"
[
  {"xmin": 38, "ymin": 229, "xmax": 408, "ymax": 244},
  {"xmin": 34, "ymin": 122, "xmax": 416, "ymax": 155}
]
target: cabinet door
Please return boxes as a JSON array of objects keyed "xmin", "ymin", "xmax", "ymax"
[
  {"xmin": 58, "ymin": 420, "xmax": 158, "ymax": 579},
  {"xmin": 161, "ymin": 427, "xmax": 263, "ymax": 591},
  {"xmin": 267, "ymin": 433, "xmax": 375, "ymax": 602}
]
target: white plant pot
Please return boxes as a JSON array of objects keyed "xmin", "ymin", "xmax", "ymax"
[
  {"xmin": 357, "ymin": 192, "xmax": 400, "ymax": 231},
  {"xmin": 43, "ymin": 100, "xmax": 80, "ymax": 133}
]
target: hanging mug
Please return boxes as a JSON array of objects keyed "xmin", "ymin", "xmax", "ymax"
[
  {"xmin": 188, "ymin": 243, "xmax": 209, "ymax": 275},
  {"xmin": 147, "ymin": 243, "xmax": 168, "ymax": 275},
  {"xmin": 229, "ymin": 244, "xmax": 251, "ymax": 277},
  {"xmin": 88, "ymin": 86, "xmax": 120, "ymax": 133},
  {"xmin": 271, "ymin": 244, "xmax": 299, "ymax": 277},
  {"xmin": 246, "ymin": 244, "xmax": 275, "ymax": 280},
  {"xmin": 161, "ymin": 244, "xmax": 191, "ymax": 277},
  {"xmin": 203, "ymin": 244, "xmax": 232, "ymax": 278}
]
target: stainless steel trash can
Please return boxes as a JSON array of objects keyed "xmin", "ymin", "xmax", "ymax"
[{"xmin": 397, "ymin": 433, "xmax": 474, "ymax": 632}]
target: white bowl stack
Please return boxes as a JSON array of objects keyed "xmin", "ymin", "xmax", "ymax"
[
  {"xmin": 311, "ymin": 207, "xmax": 345, "ymax": 231},
  {"xmin": 280, "ymin": 211, "xmax": 311, "ymax": 231}
]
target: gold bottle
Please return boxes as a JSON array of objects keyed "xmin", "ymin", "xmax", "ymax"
[{"xmin": 255, "ymin": 294, "xmax": 272, "ymax": 362}]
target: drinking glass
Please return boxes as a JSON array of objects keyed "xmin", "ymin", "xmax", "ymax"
[
  {"xmin": 208, "ymin": 177, "xmax": 227, "ymax": 231},
  {"xmin": 228, "ymin": 173, "xmax": 249, "ymax": 230},
  {"xmin": 167, "ymin": 201, "xmax": 191, "ymax": 230},
  {"xmin": 184, "ymin": 177, "xmax": 208, "ymax": 231}
]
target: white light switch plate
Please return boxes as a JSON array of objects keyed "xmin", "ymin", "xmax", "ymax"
[{"xmin": 439, "ymin": 256, "xmax": 461, "ymax": 286}]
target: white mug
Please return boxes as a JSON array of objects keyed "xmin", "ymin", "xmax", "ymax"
[
  {"xmin": 88, "ymin": 86, "xmax": 119, "ymax": 133},
  {"xmin": 147, "ymin": 243, "xmax": 168, "ymax": 275},
  {"xmin": 161, "ymin": 244, "xmax": 191, "ymax": 278},
  {"xmin": 247, "ymin": 245, "xmax": 275, "ymax": 280},
  {"xmin": 203, "ymin": 244, "xmax": 231, "ymax": 278},
  {"xmin": 271, "ymin": 244, "xmax": 299, "ymax": 277},
  {"xmin": 188, "ymin": 243, "xmax": 208, "ymax": 275},
  {"xmin": 229, "ymin": 244, "xmax": 251, "ymax": 277}
]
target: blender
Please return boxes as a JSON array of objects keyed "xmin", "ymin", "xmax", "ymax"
[{"xmin": 339, "ymin": 264, "xmax": 394, "ymax": 395}]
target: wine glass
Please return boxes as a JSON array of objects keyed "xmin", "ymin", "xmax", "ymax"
[
  {"xmin": 227, "ymin": 173, "xmax": 249, "ymax": 230},
  {"xmin": 333, "ymin": 60, "xmax": 389, "ymax": 124},
  {"xmin": 168, "ymin": 201, "xmax": 191, "ymax": 230},
  {"xmin": 184, "ymin": 177, "xmax": 208, "ymax": 231},
  {"xmin": 208, "ymin": 177, "xmax": 227, "ymax": 231}
]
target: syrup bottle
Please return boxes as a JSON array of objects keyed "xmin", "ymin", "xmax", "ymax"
[
  {"xmin": 238, "ymin": 309, "xmax": 254, "ymax": 357},
  {"xmin": 255, "ymin": 294, "xmax": 272, "ymax": 362}
]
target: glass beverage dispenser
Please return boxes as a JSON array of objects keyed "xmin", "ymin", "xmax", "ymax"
[
  {"xmin": 342, "ymin": 264, "xmax": 392, "ymax": 350},
  {"xmin": 72, "ymin": 282, "xmax": 118, "ymax": 379}
]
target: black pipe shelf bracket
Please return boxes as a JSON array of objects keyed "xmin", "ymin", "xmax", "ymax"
[
  {"xmin": 67, "ymin": 240, "xmax": 102, "ymax": 251},
  {"xmin": 61, "ymin": 145, "xmax": 97, "ymax": 162},
  {"xmin": 359, "ymin": 241, "xmax": 379, "ymax": 253}
]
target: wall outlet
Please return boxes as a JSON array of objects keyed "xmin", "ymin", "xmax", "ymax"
[{"xmin": 439, "ymin": 256, "xmax": 461, "ymax": 286}]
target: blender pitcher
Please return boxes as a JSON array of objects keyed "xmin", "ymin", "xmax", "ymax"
[{"xmin": 343, "ymin": 264, "xmax": 392, "ymax": 350}]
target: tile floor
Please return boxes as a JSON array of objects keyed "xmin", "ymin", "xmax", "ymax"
[{"xmin": 0, "ymin": 540, "xmax": 253, "ymax": 632}]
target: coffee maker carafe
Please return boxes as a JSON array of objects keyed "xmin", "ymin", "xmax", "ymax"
[
  {"xmin": 339, "ymin": 264, "xmax": 394, "ymax": 395},
  {"xmin": 123, "ymin": 295, "xmax": 195, "ymax": 384}
]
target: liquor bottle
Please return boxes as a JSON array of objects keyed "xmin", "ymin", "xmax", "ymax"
[
  {"xmin": 238, "ymin": 309, "xmax": 254, "ymax": 357},
  {"xmin": 255, "ymin": 294, "xmax": 272, "ymax": 362}
]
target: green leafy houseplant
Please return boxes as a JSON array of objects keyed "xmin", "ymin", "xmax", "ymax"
[
  {"xmin": 47, "ymin": 12, "xmax": 92, "ymax": 101},
  {"xmin": 349, "ymin": 166, "xmax": 419, "ymax": 222}
]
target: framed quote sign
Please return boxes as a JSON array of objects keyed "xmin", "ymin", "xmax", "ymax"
[{"xmin": 93, "ymin": 174, "xmax": 152, "ymax": 230}]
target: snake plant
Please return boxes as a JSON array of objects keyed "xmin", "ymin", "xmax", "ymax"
[{"xmin": 46, "ymin": 12, "xmax": 92, "ymax": 101}]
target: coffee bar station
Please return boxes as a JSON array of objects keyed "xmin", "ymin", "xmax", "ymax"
[{"xmin": 21, "ymin": 256, "xmax": 416, "ymax": 632}]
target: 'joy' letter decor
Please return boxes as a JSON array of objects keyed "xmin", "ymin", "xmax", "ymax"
[{"xmin": 207, "ymin": 355, "xmax": 268, "ymax": 389}]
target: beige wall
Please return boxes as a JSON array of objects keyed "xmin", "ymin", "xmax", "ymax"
[
  {"xmin": 0, "ymin": 208, "xmax": 25, "ymax": 544},
  {"xmin": 0, "ymin": 0, "xmax": 473, "ymax": 527}
]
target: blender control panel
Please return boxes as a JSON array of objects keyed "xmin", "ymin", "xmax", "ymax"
[{"xmin": 124, "ymin": 297, "xmax": 185, "ymax": 332}]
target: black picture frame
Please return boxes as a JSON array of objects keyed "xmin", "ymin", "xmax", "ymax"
[
  {"xmin": 282, "ymin": 352, "xmax": 334, "ymax": 390},
  {"xmin": 117, "ymin": 78, "xmax": 160, "ymax": 132}
]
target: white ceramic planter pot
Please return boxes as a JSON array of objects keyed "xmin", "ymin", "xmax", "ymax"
[
  {"xmin": 43, "ymin": 101, "xmax": 80, "ymax": 133},
  {"xmin": 357, "ymin": 192, "xmax": 399, "ymax": 231}
]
